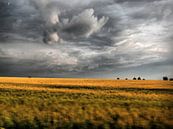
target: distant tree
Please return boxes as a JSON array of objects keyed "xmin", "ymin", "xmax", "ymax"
[
  {"xmin": 28, "ymin": 76, "xmax": 32, "ymax": 78},
  {"xmin": 169, "ymin": 78, "xmax": 173, "ymax": 81},
  {"xmin": 125, "ymin": 78, "xmax": 128, "ymax": 80},
  {"xmin": 138, "ymin": 77, "xmax": 141, "ymax": 80},
  {"xmin": 163, "ymin": 76, "xmax": 168, "ymax": 81},
  {"xmin": 143, "ymin": 78, "xmax": 146, "ymax": 80},
  {"xmin": 133, "ymin": 77, "xmax": 136, "ymax": 80},
  {"xmin": 117, "ymin": 78, "xmax": 120, "ymax": 80}
]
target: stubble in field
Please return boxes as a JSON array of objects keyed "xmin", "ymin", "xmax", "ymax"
[{"xmin": 0, "ymin": 77, "xmax": 173, "ymax": 129}]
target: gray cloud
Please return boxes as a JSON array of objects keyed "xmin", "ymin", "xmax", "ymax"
[
  {"xmin": 0, "ymin": 0, "xmax": 172, "ymax": 78},
  {"xmin": 60, "ymin": 9, "xmax": 109, "ymax": 39}
]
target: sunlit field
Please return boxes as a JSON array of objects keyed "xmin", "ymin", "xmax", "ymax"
[{"xmin": 0, "ymin": 77, "xmax": 173, "ymax": 129}]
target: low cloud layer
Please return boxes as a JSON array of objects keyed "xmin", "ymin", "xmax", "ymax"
[{"xmin": 0, "ymin": 0, "xmax": 172, "ymax": 78}]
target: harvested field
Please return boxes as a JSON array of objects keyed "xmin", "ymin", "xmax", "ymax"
[{"xmin": 0, "ymin": 77, "xmax": 173, "ymax": 129}]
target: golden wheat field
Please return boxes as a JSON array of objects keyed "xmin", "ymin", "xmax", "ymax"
[{"xmin": 0, "ymin": 77, "xmax": 173, "ymax": 129}]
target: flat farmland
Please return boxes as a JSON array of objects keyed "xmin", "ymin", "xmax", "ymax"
[{"xmin": 0, "ymin": 77, "xmax": 173, "ymax": 129}]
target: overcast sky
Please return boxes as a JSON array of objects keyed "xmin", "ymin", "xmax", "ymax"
[{"xmin": 0, "ymin": 0, "xmax": 173, "ymax": 79}]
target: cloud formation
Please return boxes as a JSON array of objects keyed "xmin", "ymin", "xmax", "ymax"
[
  {"xmin": 30, "ymin": 0, "xmax": 109, "ymax": 44},
  {"xmin": 60, "ymin": 9, "xmax": 109, "ymax": 39},
  {"xmin": 0, "ymin": 0, "xmax": 172, "ymax": 78}
]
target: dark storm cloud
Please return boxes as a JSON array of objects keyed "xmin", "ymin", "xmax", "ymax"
[{"xmin": 0, "ymin": 0, "xmax": 172, "ymax": 78}]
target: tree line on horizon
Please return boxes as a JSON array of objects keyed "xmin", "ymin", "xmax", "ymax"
[
  {"xmin": 116, "ymin": 76, "xmax": 173, "ymax": 81},
  {"xmin": 116, "ymin": 77, "xmax": 145, "ymax": 80},
  {"xmin": 163, "ymin": 76, "xmax": 173, "ymax": 81}
]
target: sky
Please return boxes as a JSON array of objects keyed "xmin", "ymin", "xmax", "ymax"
[{"xmin": 0, "ymin": 0, "xmax": 173, "ymax": 79}]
